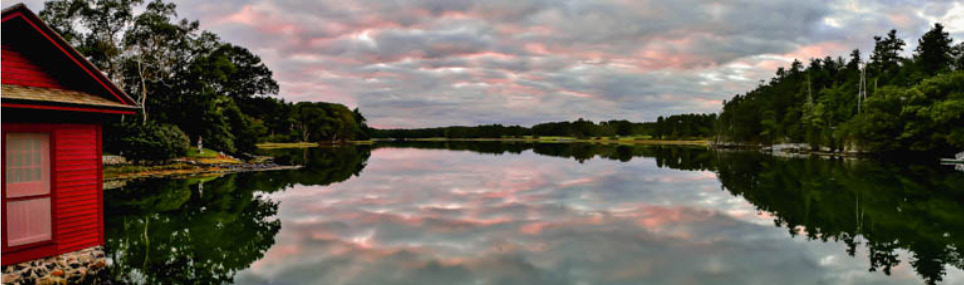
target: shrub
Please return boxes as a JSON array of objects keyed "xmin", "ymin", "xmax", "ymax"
[{"xmin": 106, "ymin": 122, "xmax": 190, "ymax": 162}]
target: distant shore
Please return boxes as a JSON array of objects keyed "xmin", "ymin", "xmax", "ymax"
[
  {"xmin": 254, "ymin": 138, "xmax": 710, "ymax": 148},
  {"xmin": 386, "ymin": 137, "xmax": 710, "ymax": 146}
]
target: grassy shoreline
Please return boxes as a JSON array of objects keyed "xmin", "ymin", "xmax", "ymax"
[
  {"xmin": 104, "ymin": 150, "xmax": 299, "ymax": 181},
  {"xmin": 105, "ymin": 163, "xmax": 225, "ymax": 181},
  {"xmin": 104, "ymin": 162, "xmax": 302, "ymax": 181},
  {"xmin": 257, "ymin": 141, "xmax": 375, "ymax": 149}
]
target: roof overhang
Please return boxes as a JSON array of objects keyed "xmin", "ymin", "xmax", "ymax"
[
  {"xmin": 1, "ymin": 85, "xmax": 139, "ymax": 114},
  {"xmin": 1, "ymin": 3, "xmax": 139, "ymax": 115}
]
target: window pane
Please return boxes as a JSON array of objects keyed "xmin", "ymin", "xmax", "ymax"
[
  {"xmin": 6, "ymin": 197, "xmax": 52, "ymax": 246},
  {"xmin": 5, "ymin": 133, "xmax": 50, "ymax": 197}
]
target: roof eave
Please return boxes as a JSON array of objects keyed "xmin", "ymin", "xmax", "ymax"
[
  {"xmin": 1, "ymin": 3, "xmax": 140, "ymax": 107},
  {"xmin": 2, "ymin": 98, "xmax": 141, "ymax": 113}
]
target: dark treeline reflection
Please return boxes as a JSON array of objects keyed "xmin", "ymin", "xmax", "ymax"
[
  {"xmin": 377, "ymin": 141, "xmax": 715, "ymax": 170},
  {"xmin": 105, "ymin": 142, "xmax": 963, "ymax": 284},
  {"xmin": 105, "ymin": 146, "xmax": 371, "ymax": 284},
  {"xmin": 714, "ymin": 151, "xmax": 964, "ymax": 285}
]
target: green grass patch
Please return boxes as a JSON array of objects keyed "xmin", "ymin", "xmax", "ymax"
[
  {"xmin": 257, "ymin": 142, "xmax": 320, "ymax": 149},
  {"xmin": 104, "ymin": 163, "xmax": 194, "ymax": 176},
  {"xmin": 186, "ymin": 148, "xmax": 220, "ymax": 158}
]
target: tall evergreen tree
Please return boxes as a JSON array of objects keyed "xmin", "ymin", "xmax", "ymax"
[
  {"xmin": 916, "ymin": 23, "xmax": 954, "ymax": 75},
  {"xmin": 847, "ymin": 49, "xmax": 862, "ymax": 71},
  {"xmin": 870, "ymin": 29, "xmax": 906, "ymax": 76},
  {"xmin": 717, "ymin": 24, "xmax": 963, "ymax": 156}
]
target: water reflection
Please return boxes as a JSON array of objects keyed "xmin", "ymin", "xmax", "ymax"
[
  {"xmin": 106, "ymin": 176, "xmax": 280, "ymax": 284},
  {"xmin": 714, "ymin": 152, "xmax": 964, "ymax": 285},
  {"xmin": 104, "ymin": 143, "xmax": 964, "ymax": 284},
  {"xmin": 104, "ymin": 146, "xmax": 370, "ymax": 284},
  {"xmin": 380, "ymin": 141, "xmax": 716, "ymax": 170}
]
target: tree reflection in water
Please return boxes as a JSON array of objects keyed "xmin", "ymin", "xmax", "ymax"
[
  {"xmin": 713, "ymin": 151, "xmax": 964, "ymax": 285},
  {"xmin": 377, "ymin": 142, "xmax": 964, "ymax": 284},
  {"xmin": 105, "ymin": 143, "xmax": 963, "ymax": 284},
  {"xmin": 104, "ymin": 146, "xmax": 371, "ymax": 284}
]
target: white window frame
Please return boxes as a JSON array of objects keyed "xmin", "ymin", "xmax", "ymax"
[{"xmin": 3, "ymin": 132, "xmax": 53, "ymax": 248}]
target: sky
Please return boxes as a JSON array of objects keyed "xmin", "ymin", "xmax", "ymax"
[{"xmin": 17, "ymin": 0, "xmax": 964, "ymax": 128}]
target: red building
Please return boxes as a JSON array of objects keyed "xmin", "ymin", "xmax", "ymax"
[{"xmin": 1, "ymin": 3, "xmax": 138, "ymax": 266}]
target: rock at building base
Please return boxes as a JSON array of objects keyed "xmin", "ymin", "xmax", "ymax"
[{"xmin": 1, "ymin": 246, "xmax": 106, "ymax": 285}]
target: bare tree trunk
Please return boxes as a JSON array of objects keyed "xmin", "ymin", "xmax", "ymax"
[{"xmin": 137, "ymin": 59, "xmax": 148, "ymax": 123}]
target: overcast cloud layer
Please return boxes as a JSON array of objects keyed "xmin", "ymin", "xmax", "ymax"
[{"xmin": 21, "ymin": 0, "xmax": 964, "ymax": 128}]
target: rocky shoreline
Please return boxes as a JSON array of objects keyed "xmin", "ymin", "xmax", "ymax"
[
  {"xmin": 104, "ymin": 161, "xmax": 302, "ymax": 184},
  {"xmin": 1, "ymin": 246, "xmax": 107, "ymax": 285},
  {"xmin": 712, "ymin": 142, "xmax": 867, "ymax": 158}
]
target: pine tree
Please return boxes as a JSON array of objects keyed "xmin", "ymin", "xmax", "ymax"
[
  {"xmin": 847, "ymin": 49, "xmax": 862, "ymax": 71},
  {"xmin": 915, "ymin": 23, "xmax": 954, "ymax": 75},
  {"xmin": 870, "ymin": 30, "xmax": 906, "ymax": 75}
]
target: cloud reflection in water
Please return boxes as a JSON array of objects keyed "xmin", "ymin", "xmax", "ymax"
[{"xmin": 233, "ymin": 147, "xmax": 958, "ymax": 285}]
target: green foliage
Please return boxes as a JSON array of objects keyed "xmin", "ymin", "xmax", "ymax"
[
  {"xmin": 290, "ymin": 102, "xmax": 364, "ymax": 142},
  {"xmin": 916, "ymin": 23, "xmax": 954, "ymax": 75},
  {"xmin": 652, "ymin": 113, "xmax": 717, "ymax": 139},
  {"xmin": 234, "ymin": 96, "xmax": 370, "ymax": 143},
  {"xmin": 105, "ymin": 122, "xmax": 190, "ymax": 161},
  {"xmin": 843, "ymin": 72, "xmax": 964, "ymax": 153},
  {"xmin": 41, "ymin": 0, "xmax": 370, "ymax": 159},
  {"xmin": 870, "ymin": 29, "xmax": 907, "ymax": 78},
  {"xmin": 718, "ymin": 24, "xmax": 963, "ymax": 155},
  {"xmin": 39, "ymin": 0, "xmax": 144, "ymax": 80},
  {"xmin": 953, "ymin": 42, "xmax": 964, "ymax": 71}
]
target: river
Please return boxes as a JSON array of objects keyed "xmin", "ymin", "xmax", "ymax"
[{"xmin": 103, "ymin": 142, "xmax": 964, "ymax": 284}]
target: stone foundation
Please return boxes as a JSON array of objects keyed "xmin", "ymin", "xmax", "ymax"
[{"xmin": 2, "ymin": 246, "xmax": 107, "ymax": 285}]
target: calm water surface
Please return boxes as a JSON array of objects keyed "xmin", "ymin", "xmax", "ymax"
[{"xmin": 104, "ymin": 143, "xmax": 964, "ymax": 284}]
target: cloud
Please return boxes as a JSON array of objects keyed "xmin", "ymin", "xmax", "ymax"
[{"xmin": 15, "ymin": 0, "xmax": 964, "ymax": 128}]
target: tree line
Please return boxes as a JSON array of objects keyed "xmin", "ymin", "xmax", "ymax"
[
  {"xmin": 372, "ymin": 114, "xmax": 717, "ymax": 140},
  {"xmin": 40, "ymin": 0, "xmax": 370, "ymax": 160},
  {"xmin": 717, "ymin": 24, "xmax": 964, "ymax": 155}
]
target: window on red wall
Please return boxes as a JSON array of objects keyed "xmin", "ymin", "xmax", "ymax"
[{"xmin": 4, "ymin": 133, "xmax": 53, "ymax": 247}]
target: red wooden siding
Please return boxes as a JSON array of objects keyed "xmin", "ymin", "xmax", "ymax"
[
  {"xmin": 1, "ymin": 44, "xmax": 66, "ymax": 89},
  {"xmin": 0, "ymin": 123, "xmax": 105, "ymax": 266},
  {"xmin": 52, "ymin": 125, "xmax": 104, "ymax": 253},
  {"xmin": 2, "ymin": 5, "xmax": 127, "ymax": 266}
]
